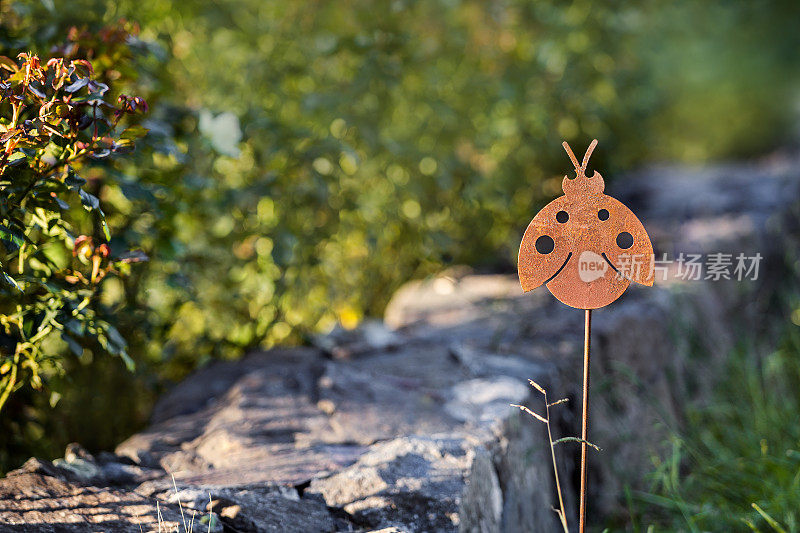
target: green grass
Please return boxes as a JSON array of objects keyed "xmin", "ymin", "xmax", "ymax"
[{"xmin": 631, "ymin": 315, "xmax": 800, "ymax": 532}]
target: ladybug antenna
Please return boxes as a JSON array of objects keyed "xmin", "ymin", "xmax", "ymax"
[
  {"xmin": 562, "ymin": 141, "xmax": 581, "ymax": 173},
  {"xmin": 581, "ymin": 139, "xmax": 597, "ymax": 172},
  {"xmin": 562, "ymin": 139, "xmax": 598, "ymax": 175},
  {"xmin": 561, "ymin": 139, "xmax": 604, "ymax": 196}
]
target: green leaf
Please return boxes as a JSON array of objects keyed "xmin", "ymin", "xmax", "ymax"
[
  {"xmin": 0, "ymin": 56, "xmax": 18, "ymax": 72},
  {"xmin": 120, "ymin": 125, "xmax": 149, "ymax": 140},
  {"xmin": 64, "ymin": 319, "xmax": 83, "ymax": 337},
  {"xmin": 52, "ymin": 133, "xmax": 71, "ymax": 148},
  {"xmin": 7, "ymin": 152, "xmax": 27, "ymax": 166},
  {"xmin": 54, "ymin": 196, "xmax": 69, "ymax": 210},
  {"xmin": 79, "ymin": 189, "xmax": 100, "ymax": 211},
  {"xmin": 1, "ymin": 271, "xmax": 20, "ymax": 291},
  {"xmin": 69, "ymin": 91, "xmax": 105, "ymax": 104},
  {"xmin": 49, "ymin": 391, "xmax": 62, "ymax": 408},
  {"xmin": 65, "ymin": 169, "xmax": 86, "ymax": 190},
  {"xmin": 64, "ymin": 78, "xmax": 89, "ymax": 93},
  {"xmin": 62, "ymin": 334, "xmax": 83, "ymax": 357},
  {"xmin": 105, "ymin": 325, "xmax": 127, "ymax": 350},
  {"xmin": 118, "ymin": 351, "xmax": 135, "ymax": 372},
  {"xmin": 28, "ymin": 83, "xmax": 46, "ymax": 99},
  {"xmin": 0, "ymin": 224, "xmax": 24, "ymax": 252},
  {"xmin": 751, "ymin": 504, "xmax": 787, "ymax": 533}
]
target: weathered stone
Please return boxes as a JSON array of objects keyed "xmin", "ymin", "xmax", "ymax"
[
  {"xmin": 154, "ymin": 484, "xmax": 338, "ymax": 533},
  {"xmin": 313, "ymin": 319, "xmax": 403, "ymax": 359},
  {"xmin": 307, "ymin": 437, "xmax": 473, "ymax": 531},
  {"xmin": 109, "ymin": 310, "xmax": 560, "ymax": 531},
  {"xmin": 0, "ymin": 458, "xmax": 184, "ymax": 532}
]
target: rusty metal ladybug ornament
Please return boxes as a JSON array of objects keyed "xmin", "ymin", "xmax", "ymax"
[
  {"xmin": 518, "ymin": 140, "xmax": 654, "ymax": 310},
  {"xmin": 516, "ymin": 139, "xmax": 656, "ymax": 533}
]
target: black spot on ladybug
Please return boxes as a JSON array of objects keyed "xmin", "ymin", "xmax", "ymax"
[
  {"xmin": 535, "ymin": 235, "xmax": 555, "ymax": 254},
  {"xmin": 598, "ymin": 209, "xmax": 609, "ymax": 221},
  {"xmin": 616, "ymin": 231, "xmax": 633, "ymax": 249},
  {"xmin": 556, "ymin": 210, "xmax": 569, "ymax": 223}
]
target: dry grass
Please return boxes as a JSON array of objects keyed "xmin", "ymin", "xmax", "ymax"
[
  {"xmin": 512, "ymin": 378, "xmax": 601, "ymax": 532},
  {"xmin": 144, "ymin": 474, "xmax": 218, "ymax": 533},
  {"xmin": 511, "ymin": 379, "xmax": 571, "ymax": 533}
]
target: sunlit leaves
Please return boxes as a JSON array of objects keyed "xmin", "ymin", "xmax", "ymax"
[{"xmin": 0, "ymin": 34, "xmax": 148, "ymax": 413}]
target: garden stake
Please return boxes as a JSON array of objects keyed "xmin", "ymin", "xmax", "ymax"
[
  {"xmin": 580, "ymin": 308, "xmax": 590, "ymax": 533},
  {"xmin": 517, "ymin": 140, "xmax": 654, "ymax": 531}
]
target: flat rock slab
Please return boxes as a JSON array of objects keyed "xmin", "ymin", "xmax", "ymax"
[
  {"xmin": 113, "ymin": 334, "xmax": 557, "ymax": 531},
  {"xmin": 0, "ymin": 458, "xmax": 184, "ymax": 533},
  {"xmin": 306, "ymin": 436, "xmax": 501, "ymax": 531}
]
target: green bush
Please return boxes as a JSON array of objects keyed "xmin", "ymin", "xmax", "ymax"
[
  {"xmin": 0, "ymin": 19, "xmax": 157, "ymax": 469},
  {"xmin": 17, "ymin": 0, "xmax": 652, "ymax": 364},
  {"xmin": 39, "ymin": 0, "xmax": 797, "ymax": 368},
  {"xmin": 0, "ymin": 43, "xmax": 148, "ymax": 413}
]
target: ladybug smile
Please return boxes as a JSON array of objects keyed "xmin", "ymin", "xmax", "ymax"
[
  {"xmin": 600, "ymin": 253, "xmax": 621, "ymax": 275},
  {"xmin": 544, "ymin": 250, "xmax": 626, "ymax": 286},
  {"xmin": 544, "ymin": 252, "xmax": 572, "ymax": 284}
]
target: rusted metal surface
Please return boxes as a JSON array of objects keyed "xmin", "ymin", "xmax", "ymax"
[
  {"xmin": 518, "ymin": 140, "xmax": 654, "ymax": 310},
  {"xmin": 580, "ymin": 308, "xmax": 591, "ymax": 533}
]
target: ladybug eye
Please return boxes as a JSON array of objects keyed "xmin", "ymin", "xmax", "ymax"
[
  {"xmin": 556, "ymin": 210, "xmax": 569, "ymax": 223},
  {"xmin": 535, "ymin": 235, "xmax": 555, "ymax": 254},
  {"xmin": 598, "ymin": 209, "xmax": 609, "ymax": 221}
]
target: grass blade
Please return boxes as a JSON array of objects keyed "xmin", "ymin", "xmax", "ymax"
[
  {"xmin": 551, "ymin": 437, "xmax": 601, "ymax": 451},
  {"xmin": 528, "ymin": 379, "xmax": 546, "ymax": 395},
  {"xmin": 510, "ymin": 403, "xmax": 546, "ymax": 423},
  {"xmin": 751, "ymin": 503, "xmax": 787, "ymax": 533}
]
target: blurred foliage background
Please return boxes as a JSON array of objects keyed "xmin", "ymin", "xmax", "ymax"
[{"xmin": 1, "ymin": 0, "xmax": 800, "ymax": 527}]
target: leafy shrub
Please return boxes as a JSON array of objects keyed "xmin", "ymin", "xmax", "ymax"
[
  {"xmin": 0, "ymin": 47, "xmax": 147, "ymax": 413},
  {"xmin": 63, "ymin": 0, "xmax": 799, "ymax": 370},
  {"xmin": 80, "ymin": 0, "xmax": 652, "ymax": 367}
]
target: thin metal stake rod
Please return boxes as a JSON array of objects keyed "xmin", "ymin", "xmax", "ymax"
[{"xmin": 579, "ymin": 308, "xmax": 591, "ymax": 533}]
